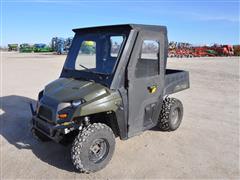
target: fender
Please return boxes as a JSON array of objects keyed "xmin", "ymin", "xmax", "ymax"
[{"xmin": 73, "ymin": 91, "xmax": 127, "ymax": 139}]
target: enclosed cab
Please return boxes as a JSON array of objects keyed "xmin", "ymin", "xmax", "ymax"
[{"xmin": 31, "ymin": 24, "xmax": 189, "ymax": 173}]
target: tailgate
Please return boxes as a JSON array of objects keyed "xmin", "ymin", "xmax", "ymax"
[{"xmin": 164, "ymin": 69, "xmax": 190, "ymax": 95}]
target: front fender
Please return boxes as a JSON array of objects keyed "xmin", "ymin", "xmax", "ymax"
[
  {"xmin": 73, "ymin": 92, "xmax": 121, "ymax": 117},
  {"xmin": 72, "ymin": 91, "xmax": 127, "ymax": 139},
  {"xmin": 73, "ymin": 91, "xmax": 127, "ymax": 139}
]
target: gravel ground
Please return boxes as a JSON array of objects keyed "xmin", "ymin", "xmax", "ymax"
[{"xmin": 0, "ymin": 52, "xmax": 239, "ymax": 179}]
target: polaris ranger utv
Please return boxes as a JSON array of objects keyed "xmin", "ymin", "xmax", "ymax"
[{"xmin": 31, "ymin": 24, "xmax": 189, "ymax": 173}]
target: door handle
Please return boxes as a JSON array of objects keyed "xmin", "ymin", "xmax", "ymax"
[{"xmin": 148, "ymin": 85, "xmax": 157, "ymax": 94}]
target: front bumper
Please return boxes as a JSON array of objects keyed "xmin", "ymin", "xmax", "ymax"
[{"xmin": 31, "ymin": 115, "xmax": 76, "ymax": 142}]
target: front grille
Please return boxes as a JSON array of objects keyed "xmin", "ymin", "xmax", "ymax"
[{"xmin": 38, "ymin": 105, "xmax": 53, "ymax": 121}]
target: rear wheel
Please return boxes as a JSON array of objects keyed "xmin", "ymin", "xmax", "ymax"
[
  {"xmin": 158, "ymin": 97, "xmax": 183, "ymax": 131},
  {"xmin": 71, "ymin": 123, "xmax": 115, "ymax": 173}
]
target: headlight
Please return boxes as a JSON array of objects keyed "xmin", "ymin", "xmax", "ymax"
[
  {"xmin": 57, "ymin": 102, "xmax": 72, "ymax": 112},
  {"xmin": 71, "ymin": 99, "xmax": 86, "ymax": 107}
]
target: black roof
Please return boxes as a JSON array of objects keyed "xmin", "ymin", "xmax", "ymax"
[{"xmin": 72, "ymin": 24, "xmax": 167, "ymax": 33}]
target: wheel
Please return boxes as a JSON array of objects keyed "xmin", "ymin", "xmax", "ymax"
[
  {"xmin": 158, "ymin": 97, "xmax": 183, "ymax": 131},
  {"xmin": 31, "ymin": 128, "xmax": 51, "ymax": 142},
  {"xmin": 71, "ymin": 123, "xmax": 115, "ymax": 173}
]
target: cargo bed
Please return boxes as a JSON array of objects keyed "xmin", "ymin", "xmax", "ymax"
[{"xmin": 164, "ymin": 69, "xmax": 190, "ymax": 95}]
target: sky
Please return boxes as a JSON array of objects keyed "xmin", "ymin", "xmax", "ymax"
[{"xmin": 1, "ymin": 0, "xmax": 239, "ymax": 46}]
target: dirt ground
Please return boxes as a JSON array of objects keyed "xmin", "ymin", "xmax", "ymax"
[{"xmin": 0, "ymin": 52, "xmax": 239, "ymax": 179}]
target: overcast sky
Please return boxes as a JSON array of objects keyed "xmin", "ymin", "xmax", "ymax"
[{"xmin": 1, "ymin": 0, "xmax": 239, "ymax": 46}]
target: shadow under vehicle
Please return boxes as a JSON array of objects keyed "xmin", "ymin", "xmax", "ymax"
[
  {"xmin": 0, "ymin": 95, "xmax": 75, "ymax": 172},
  {"xmin": 31, "ymin": 24, "xmax": 190, "ymax": 173}
]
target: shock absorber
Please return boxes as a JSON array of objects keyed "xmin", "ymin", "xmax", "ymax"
[{"xmin": 84, "ymin": 116, "xmax": 90, "ymax": 126}]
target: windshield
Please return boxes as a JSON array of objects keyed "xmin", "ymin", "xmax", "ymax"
[{"xmin": 64, "ymin": 32, "xmax": 126, "ymax": 75}]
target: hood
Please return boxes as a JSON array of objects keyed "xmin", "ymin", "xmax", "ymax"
[{"xmin": 43, "ymin": 78, "xmax": 109, "ymax": 102}]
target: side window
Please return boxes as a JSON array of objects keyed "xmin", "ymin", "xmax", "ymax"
[
  {"xmin": 110, "ymin": 36, "xmax": 124, "ymax": 57},
  {"xmin": 135, "ymin": 40, "xmax": 159, "ymax": 78}
]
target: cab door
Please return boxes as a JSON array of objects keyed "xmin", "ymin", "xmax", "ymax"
[{"xmin": 127, "ymin": 31, "xmax": 165, "ymax": 137}]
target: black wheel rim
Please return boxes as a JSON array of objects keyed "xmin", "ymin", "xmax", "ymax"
[
  {"xmin": 89, "ymin": 138, "xmax": 109, "ymax": 163},
  {"xmin": 171, "ymin": 108, "xmax": 180, "ymax": 125}
]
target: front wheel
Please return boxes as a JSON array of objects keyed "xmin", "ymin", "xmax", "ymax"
[
  {"xmin": 158, "ymin": 97, "xmax": 183, "ymax": 131},
  {"xmin": 71, "ymin": 123, "xmax": 115, "ymax": 173}
]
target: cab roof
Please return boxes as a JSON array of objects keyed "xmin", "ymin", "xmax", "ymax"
[{"xmin": 72, "ymin": 24, "xmax": 167, "ymax": 34}]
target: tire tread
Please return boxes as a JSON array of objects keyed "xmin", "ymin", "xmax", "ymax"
[
  {"xmin": 71, "ymin": 123, "xmax": 114, "ymax": 173},
  {"xmin": 158, "ymin": 97, "xmax": 182, "ymax": 131}
]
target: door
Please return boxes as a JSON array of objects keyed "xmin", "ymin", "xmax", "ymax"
[{"xmin": 127, "ymin": 31, "xmax": 165, "ymax": 137}]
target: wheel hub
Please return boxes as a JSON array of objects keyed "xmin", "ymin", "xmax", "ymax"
[{"xmin": 89, "ymin": 138, "xmax": 108, "ymax": 163}]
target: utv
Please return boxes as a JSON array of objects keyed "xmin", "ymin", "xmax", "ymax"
[{"xmin": 31, "ymin": 24, "xmax": 189, "ymax": 173}]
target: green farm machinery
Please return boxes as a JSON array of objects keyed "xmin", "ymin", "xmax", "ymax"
[
  {"xmin": 19, "ymin": 44, "xmax": 34, "ymax": 53},
  {"xmin": 33, "ymin": 43, "xmax": 53, "ymax": 53},
  {"xmin": 8, "ymin": 44, "xmax": 18, "ymax": 51}
]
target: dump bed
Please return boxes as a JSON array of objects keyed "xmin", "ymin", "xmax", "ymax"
[{"xmin": 164, "ymin": 69, "xmax": 190, "ymax": 95}]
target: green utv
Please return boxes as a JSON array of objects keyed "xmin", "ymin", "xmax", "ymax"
[{"xmin": 31, "ymin": 24, "xmax": 190, "ymax": 173}]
